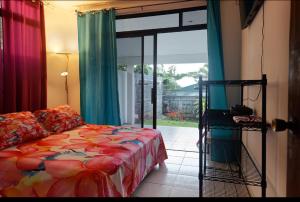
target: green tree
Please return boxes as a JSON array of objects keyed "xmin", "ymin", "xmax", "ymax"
[
  {"xmin": 134, "ymin": 64, "xmax": 153, "ymax": 75},
  {"xmin": 158, "ymin": 65, "xmax": 180, "ymax": 90},
  {"xmin": 189, "ymin": 63, "xmax": 208, "ymax": 83},
  {"xmin": 164, "ymin": 64, "xmax": 208, "ymax": 82},
  {"xmin": 198, "ymin": 63, "xmax": 208, "ymax": 79}
]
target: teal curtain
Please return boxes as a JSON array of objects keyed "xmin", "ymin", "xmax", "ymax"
[
  {"xmin": 207, "ymin": 0, "xmax": 237, "ymax": 162},
  {"xmin": 77, "ymin": 9, "xmax": 121, "ymax": 125},
  {"xmin": 207, "ymin": 0, "xmax": 227, "ymax": 110}
]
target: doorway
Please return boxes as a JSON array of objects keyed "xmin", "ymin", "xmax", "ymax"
[
  {"xmin": 116, "ymin": 7, "xmax": 208, "ymax": 152},
  {"xmin": 156, "ymin": 30, "xmax": 207, "ymax": 152}
]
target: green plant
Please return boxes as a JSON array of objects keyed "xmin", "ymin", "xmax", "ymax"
[
  {"xmin": 118, "ymin": 64, "xmax": 127, "ymax": 71},
  {"xmin": 193, "ymin": 98, "xmax": 206, "ymax": 118}
]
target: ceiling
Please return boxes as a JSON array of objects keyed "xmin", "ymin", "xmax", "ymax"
[
  {"xmin": 45, "ymin": 0, "xmax": 206, "ymax": 14},
  {"xmin": 44, "ymin": 0, "xmax": 101, "ymax": 10}
]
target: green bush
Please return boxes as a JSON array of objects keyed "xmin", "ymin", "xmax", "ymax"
[{"xmin": 193, "ymin": 98, "xmax": 206, "ymax": 118}]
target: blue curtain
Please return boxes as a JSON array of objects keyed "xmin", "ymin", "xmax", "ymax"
[
  {"xmin": 77, "ymin": 9, "xmax": 121, "ymax": 125},
  {"xmin": 207, "ymin": 0, "xmax": 227, "ymax": 110},
  {"xmin": 207, "ymin": 0, "xmax": 237, "ymax": 162}
]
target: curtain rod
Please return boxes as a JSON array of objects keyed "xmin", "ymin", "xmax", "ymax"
[{"xmin": 75, "ymin": 0, "xmax": 197, "ymax": 15}]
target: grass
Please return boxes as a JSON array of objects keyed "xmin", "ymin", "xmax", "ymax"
[{"xmin": 144, "ymin": 119, "xmax": 198, "ymax": 128}]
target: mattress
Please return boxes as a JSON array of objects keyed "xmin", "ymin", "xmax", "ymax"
[{"xmin": 0, "ymin": 124, "xmax": 168, "ymax": 197}]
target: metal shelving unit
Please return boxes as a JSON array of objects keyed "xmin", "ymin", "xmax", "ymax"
[{"xmin": 198, "ymin": 74, "xmax": 267, "ymax": 197}]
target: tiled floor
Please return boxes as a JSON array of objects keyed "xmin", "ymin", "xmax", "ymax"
[
  {"xmin": 132, "ymin": 126, "xmax": 250, "ymax": 197},
  {"xmin": 133, "ymin": 150, "xmax": 200, "ymax": 197},
  {"xmin": 158, "ymin": 126, "xmax": 199, "ymax": 152}
]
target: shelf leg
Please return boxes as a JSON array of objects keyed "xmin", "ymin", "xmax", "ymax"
[
  {"xmin": 238, "ymin": 128, "xmax": 242, "ymax": 179},
  {"xmin": 199, "ymin": 131, "xmax": 203, "ymax": 197},
  {"xmin": 239, "ymin": 85, "xmax": 244, "ymax": 179},
  {"xmin": 262, "ymin": 74, "xmax": 267, "ymax": 197}
]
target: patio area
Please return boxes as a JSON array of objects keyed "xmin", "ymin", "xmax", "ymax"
[{"xmin": 157, "ymin": 125, "xmax": 199, "ymax": 152}]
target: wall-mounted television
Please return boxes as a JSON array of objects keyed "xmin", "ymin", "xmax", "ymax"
[{"xmin": 239, "ymin": 0, "xmax": 264, "ymax": 29}]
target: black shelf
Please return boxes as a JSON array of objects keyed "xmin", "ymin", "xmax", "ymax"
[
  {"xmin": 202, "ymin": 139, "xmax": 262, "ymax": 187},
  {"xmin": 203, "ymin": 179, "xmax": 250, "ymax": 197},
  {"xmin": 198, "ymin": 74, "xmax": 267, "ymax": 198},
  {"xmin": 203, "ymin": 109, "xmax": 263, "ymax": 131},
  {"xmin": 202, "ymin": 79, "xmax": 266, "ymax": 86}
]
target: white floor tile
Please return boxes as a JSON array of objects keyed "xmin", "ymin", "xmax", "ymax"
[
  {"xmin": 174, "ymin": 140, "xmax": 193, "ymax": 144},
  {"xmin": 167, "ymin": 150, "xmax": 186, "ymax": 157},
  {"xmin": 165, "ymin": 156, "xmax": 184, "ymax": 165},
  {"xmin": 185, "ymin": 146, "xmax": 198, "ymax": 152},
  {"xmin": 169, "ymin": 187, "xmax": 199, "ymax": 197},
  {"xmin": 133, "ymin": 182, "xmax": 172, "ymax": 197},
  {"xmin": 182, "ymin": 157, "xmax": 199, "ymax": 167},
  {"xmin": 169, "ymin": 144, "xmax": 186, "ymax": 150},
  {"xmin": 179, "ymin": 165, "xmax": 199, "ymax": 177},
  {"xmin": 153, "ymin": 162, "xmax": 181, "ymax": 174},
  {"xmin": 144, "ymin": 171, "xmax": 177, "ymax": 186},
  {"xmin": 185, "ymin": 152, "xmax": 199, "ymax": 159},
  {"xmin": 163, "ymin": 141, "xmax": 175, "ymax": 147},
  {"xmin": 174, "ymin": 175, "xmax": 199, "ymax": 190}
]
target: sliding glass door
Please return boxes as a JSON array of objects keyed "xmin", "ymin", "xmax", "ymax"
[
  {"xmin": 116, "ymin": 8, "xmax": 207, "ymax": 131},
  {"xmin": 117, "ymin": 35, "xmax": 156, "ymax": 128}
]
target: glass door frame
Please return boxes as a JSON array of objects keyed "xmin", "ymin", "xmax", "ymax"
[{"xmin": 116, "ymin": 6, "xmax": 207, "ymax": 129}]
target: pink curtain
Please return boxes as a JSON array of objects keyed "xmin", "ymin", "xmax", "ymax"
[{"xmin": 0, "ymin": 0, "xmax": 47, "ymax": 114}]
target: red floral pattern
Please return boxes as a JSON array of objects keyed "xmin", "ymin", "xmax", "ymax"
[
  {"xmin": 34, "ymin": 105, "xmax": 84, "ymax": 133},
  {"xmin": 0, "ymin": 124, "xmax": 168, "ymax": 197},
  {"xmin": 0, "ymin": 112, "xmax": 50, "ymax": 150}
]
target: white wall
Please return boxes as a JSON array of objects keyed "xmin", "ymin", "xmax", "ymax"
[
  {"xmin": 220, "ymin": 0, "xmax": 242, "ymax": 107},
  {"xmin": 241, "ymin": 0, "xmax": 290, "ymax": 197},
  {"xmin": 46, "ymin": 53, "xmax": 68, "ymax": 107},
  {"xmin": 44, "ymin": 5, "xmax": 80, "ymax": 113}
]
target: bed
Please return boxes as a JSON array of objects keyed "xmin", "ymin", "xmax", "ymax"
[{"xmin": 0, "ymin": 123, "xmax": 168, "ymax": 197}]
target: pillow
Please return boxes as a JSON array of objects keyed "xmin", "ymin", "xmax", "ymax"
[
  {"xmin": 34, "ymin": 105, "xmax": 84, "ymax": 133},
  {"xmin": 0, "ymin": 111, "xmax": 50, "ymax": 150}
]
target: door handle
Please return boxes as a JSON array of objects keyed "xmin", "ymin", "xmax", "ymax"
[
  {"xmin": 271, "ymin": 119, "xmax": 296, "ymax": 132},
  {"xmin": 151, "ymin": 88, "xmax": 154, "ymax": 104}
]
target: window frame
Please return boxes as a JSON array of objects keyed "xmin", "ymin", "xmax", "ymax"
[
  {"xmin": 116, "ymin": 6, "xmax": 207, "ymax": 38},
  {"xmin": 116, "ymin": 6, "xmax": 207, "ymax": 129}
]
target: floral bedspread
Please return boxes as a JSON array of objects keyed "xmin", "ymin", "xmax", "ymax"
[{"xmin": 0, "ymin": 124, "xmax": 168, "ymax": 197}]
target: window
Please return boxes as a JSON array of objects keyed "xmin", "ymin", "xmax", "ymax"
[
  {"xmin": 182, "ymin": 10, "xmax": 207, "ymax": 26},
  {"xmin": 116, "ymin": 14, "xmax": 179, "ymax": 32},
  {"xmin": 116, "ymin": 8, "xmax": 207, "ymax": 34}
]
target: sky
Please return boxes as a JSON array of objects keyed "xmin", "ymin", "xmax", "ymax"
[{"xmin": 161, "ymin": 63, "xmax": 207, "ymax": 87}]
